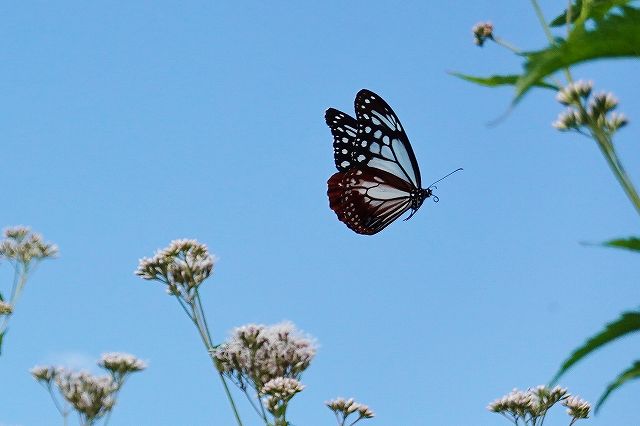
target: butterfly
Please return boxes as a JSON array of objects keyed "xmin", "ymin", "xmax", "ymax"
[{"xmin": 325, "ymin": 89, "xmax": 459, "ymax": 235}]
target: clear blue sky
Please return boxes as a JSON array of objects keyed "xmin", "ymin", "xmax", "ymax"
[{"xmin": 1, "ymin": 1, "xmax": 638, "ymax": 425}]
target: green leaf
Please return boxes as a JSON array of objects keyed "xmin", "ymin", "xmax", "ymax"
[
  {"xmin": 0, "ymin": 330, "xmax": 5, "ymax": 356},
  {"xmin": 515, "ymin": 6, "xmax": 640, "ymax": 102},
  {"xmin": 596, "ymin": 360, "xmax": 640, "ymax": 412},
  {"xmin": 551, "ymin": 310, "xmax": 640, "ymax": 384},
  {"xmin": 550, "ymin": 0, "xmax": 583, "ymax": 26},
  {"xmin": 602, "ymin": 237, "xmax": 640, "ymax": 252},
  {"xmin": 450, "ymin": 72, "xmax": 558, "ymax": 90},
  {"xmin": 550, "ymin": 0, "xmax": 634, "ymax": 26}
]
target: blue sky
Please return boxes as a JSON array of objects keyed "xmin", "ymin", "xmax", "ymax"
[{"xmin": 1, "ymin": 1, "xmax": 638, "ymax": 424}]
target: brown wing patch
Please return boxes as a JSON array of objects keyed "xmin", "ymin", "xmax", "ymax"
[{"xmin": 327, "ymin": 166, "xmax": 414, "ymax": 235}]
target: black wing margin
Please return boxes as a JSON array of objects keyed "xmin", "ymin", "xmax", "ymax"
[
  {"xmin": 353, "ymin": 89, "xmax": 422, "ymax": 188},
  {"xmin": 325, "ymin": 108, "xmax": 365, "ymax": 172}
]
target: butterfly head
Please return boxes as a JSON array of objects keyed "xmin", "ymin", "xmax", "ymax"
[{"xmin": 404, "ymin": 188, "xmax": 436, "ymax": 222}]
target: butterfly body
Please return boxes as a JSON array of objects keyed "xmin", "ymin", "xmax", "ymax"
[{"xmin": 326, "ymin": 89, "xmax": 434, "ymax": 235}]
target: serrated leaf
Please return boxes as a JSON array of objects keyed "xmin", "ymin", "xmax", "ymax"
[
  {"xmin": 550, "ymin": 0, "xmax": 583, "ymax": 26},
  {"xmin": 596, "ymin": 360, "xmax": 640, "ymax": 412},
  {"xmin": 551, "ymin": 310, "xmax": 640, "ymax": 384},
  {"xmin": 450, "ymin": 72, "xmax": 558, "ymax": 90},
  {"xmin": 602, "ymin": 237, "xmax": 640, "ymax": 252},
  {"xmin": 550, "ymin": 0, "xmax": 634, "ymax": 26},
  {"xmin": 515, "ymin": 6, "xmax": 640, "ymax": 103}
]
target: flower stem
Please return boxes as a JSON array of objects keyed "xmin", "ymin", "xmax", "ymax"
[
  {"xmin": 491, "ymin": 36, "xmax": 521, "ymax": 54},
  {"xmin": 591, "ymin": 127, "xmax": 640, "ymax": 216},
  {"xmin": 529, "ymin": 0, "xmax": 573, "ymax": 82},
  {"xmin": 187, "ymin": 297, "xmax": 244, "ymax": 426},
  {"xmin": 529, "ymin": 0, "xmax": 640, "ymax": 218}
]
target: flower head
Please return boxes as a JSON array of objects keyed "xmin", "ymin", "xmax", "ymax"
[
  {"xmin": 563, "ymin": 395, "xmax": 591, "ymax": 420},
  {"xmin": 556, "ymin": 80, "xmax": 593, "ymax": 105},
  {"xmin": 0, "ymin": 226, "xmax": 58, "ymax": 265},
  {"xmin": 261, "ymin": 377, "xmax": 305, "ymax": 415},
  {"xmin": 135, "ymin": 239, "xmax": 215, "ymax": 298},
  {"xmin": 55, "ymin": 369, "xmax": 117, "ymax": 421},
  {"xmin": 552, "ymin": 109, "xmax": 585, "ymax": 131},
  {"xmin": 326, "ymin": 397, "xmax": 375, "ymax": 423},
  {"xmin": 487, "ymin": 385, "xmax": 570, "ymax": 419},
  {"xmin": 30, "ymin": 365, "xmax": 58, "ymax": 383},
  {"xmin": 607, "ymin": 112, "xmax": 628, "ymax": 131},
  {"xmin": 0, "ymin": 301, "xmax": 13, "ymax": 315},
  {"xmin": 99, "ymin": 352, "xmax": 147, "ymax": 377},
  {"xmin": 472, "ymin": 22, "xmax": 494, "ymax": 46},
  {"xmin": 214, "ymin": 321, "xmax": 317, "ymax": 391}
]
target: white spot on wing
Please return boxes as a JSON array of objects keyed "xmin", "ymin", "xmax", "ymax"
[
  {"xmin": 381, "ymin": 145, "xmax": 393, "ymax": 160},
  {"xmin": 371, "ymin": 110, "xmax": 396, "ymax": 131},
  {"xmin": 391, "ymin": 138, "xmax": 417, "ymax": 186},
  {"xmin": 367, "ymin": 157, "xmax": 407, "ymax": 183}
]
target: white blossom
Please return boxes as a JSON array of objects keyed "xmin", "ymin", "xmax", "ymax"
[
  {"xmin": 563, "ymin": 395, "xmax": 591, "ymax": 419},
  {"xmin": 326, "ymin": 397, "xmax": 375, "ymax": 423},
  {"xmin": 99, "ymin": 352, "xmax": 147, "ymax": 375},
  {"xmin": 135, "ymin": 239, "xmax": 216, "ymax": 296},
  {"xmin": 215, "ymin": 321, "xmax": 317, "ymax": 391},
  {"xmin": 0, "ymin": 301, "xmax": 13, "ymax": 315}
]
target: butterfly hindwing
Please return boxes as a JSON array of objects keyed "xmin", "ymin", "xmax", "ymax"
[
  {"xmin": 325, "ymin": 108, "xmax": 364, "ymax": 172},
  {"xmin": 353, "ymin": 89, "xmax": 422, "ymax": 188},
  {"xmin": 327, "ymin": 166, "xmax": 414, "ymax": 235}
]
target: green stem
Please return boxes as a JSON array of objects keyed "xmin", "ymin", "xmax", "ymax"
[
  {"xmin": 218, "ymin": 370, "xmax": 244, "ymax": 426},
  {"xmin": 592, "ymin": 127, "xmax": 640, "ymax": 216},
  {"xmin": 530, "ymin": 0, "xmax": 554, "ymax": 43},
  {"xmin": 188, "ymin": 297, "xmax": 244, "ymax": 426},
  {"xmin": 529, "ymin": 0, "xmax": 573, "ymax": 83},
  {"xmin": 491, "ymin": 36, "xmax": 522, "ymax": 54}
]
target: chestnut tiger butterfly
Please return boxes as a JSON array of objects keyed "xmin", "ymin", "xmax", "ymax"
[{"xmin": 325, "ymin": 89, "xmax": 461, "ymax": 235}]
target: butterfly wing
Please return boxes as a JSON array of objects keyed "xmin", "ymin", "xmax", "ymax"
[
  {"xmin": 353, "ymin": 89, "xmax": 422, "ymax": 188},
  {"xmin": 325, "ymin": 108, "xmax": 364, "ymax": 172},
  {"xmin": 327, "ymin": 166, "xmax": 414, "ymax": 235}
]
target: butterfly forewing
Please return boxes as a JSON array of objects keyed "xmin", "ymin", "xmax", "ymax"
[
  {"xmin": 327, "ymin": 166, "xmax": 414, "ymax": 235},
  {"xmin": 353, "ymin": 89, "xmax": 422, "ymax": 188},
  {"xmin": 325, "ymin": 108, "xmax": 364, "ymax": 172}
]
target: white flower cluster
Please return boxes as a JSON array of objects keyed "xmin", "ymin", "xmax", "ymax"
[
  {"xmin": 0, "ymin": 226, "xmax": 58, "ymax": 264},
  {"xmin": 30, "ymin": 365, "xmax": 58, "ymax": 383},
  {"xmin": 556, "ymin": 80, "xmax": 593, "ymax": 105},
  {"xmin": 261, "ymin": 377, "xmax": 305, "ymax": 415},
  {"xmin": 553, "ymin": 81, "xmax": 628, "ymax": 134},
  {"xmin": 0, "ymin": 301, "xmax": 13, "ymax": 315},
  {"xmin": 99, "ymin": 352, "xmax": 147, "ymax": 375},
  {"xmin": 472, "ymin": 21, "xmax": 494, "ymax": 46},
  {"xmin": 55, "ymin": 369, "xmax": 117, "ymax": 421},
  {"xmin": 488, "ymin": 385, "xmax": 591, "ymax": 424},
  {"xmin": 31, "ymin": 352, "xmax": 145, "ymax": 423},
  {"xmin": 262, "ymin": 377, "xmax": 305, "ymax": 399},
  {"xmin": 214, "ymin": 322, "xmax": 317, "ymax": 391},
  {"xmin": 326, "ymin": 397, "xmax": 375, "ymax": 423},
  {"xmin": 563, "ymin": 396, "xmax": 591, "ymax": 419},
  {"xmin": 135, "ymin": 239, "xmax": 215, "ymax": 297},
  {"xmin": 487, "ymin": 385, "xmax": 567, "ymax": 418}
]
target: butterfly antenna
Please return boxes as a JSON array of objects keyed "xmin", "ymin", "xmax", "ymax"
[{"xmin": 428, "ymin": 168, "xmax": 463, "ymax": 189}]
